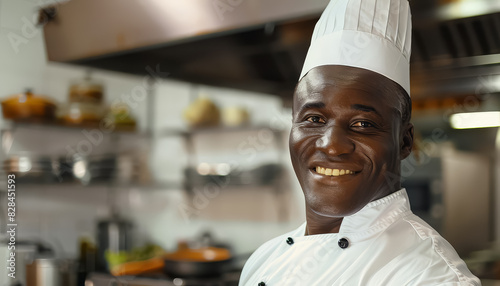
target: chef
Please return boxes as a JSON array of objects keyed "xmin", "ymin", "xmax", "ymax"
[{"xmin": 239, "ymin": 0, "xmax": 481, "ymax": 285}]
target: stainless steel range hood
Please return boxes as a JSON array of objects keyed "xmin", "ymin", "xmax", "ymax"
[
  {"xmin": 42, "ymin": 0, "xmax": 329, "ymax": 99},
  {"xmin": 410, "ymin": 0, "xmax": 500, "ymax": 100},
  {"xmin": 42, "ymin": 0, "xmax": 500, "ymax": 102}
]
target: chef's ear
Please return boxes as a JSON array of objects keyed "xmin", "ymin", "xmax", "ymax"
[{"xmin": 400, "ymin": 122, "xmax": 414, "ymax": 160}]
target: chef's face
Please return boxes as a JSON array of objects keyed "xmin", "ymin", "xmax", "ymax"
[{"xmin": 290, "ymin": 65, "xmax": 413, "ymax": 217}]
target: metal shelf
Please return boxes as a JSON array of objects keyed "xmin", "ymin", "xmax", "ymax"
[
  {"xmin": 0, "ymin": 177, "xmax": 183, "ymax": 192},
  {"xmin": 158, "ymin": 124, "xmax": 285, "ymax": 137},
  {"xmin": 1, "ymin": 120, "xmax": 145, "ymax": 136}
]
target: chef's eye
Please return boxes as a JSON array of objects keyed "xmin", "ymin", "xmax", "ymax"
[
  {"xmin": 352, "ymin": 121, "xmax": 374, "ymax": 128},
  {"xmin": 306, "ymin": 116, "xmax": 325, "ymax": 124}
]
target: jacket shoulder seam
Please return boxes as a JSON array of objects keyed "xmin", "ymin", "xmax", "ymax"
[{"xmin": 404, "ymin": 218, "xmax": 475, "ymax": 284}]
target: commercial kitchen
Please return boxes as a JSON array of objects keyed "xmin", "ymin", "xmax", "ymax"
[{"xmin": 0, "ymin": 0, "xmax": 500, "ymax": 285}]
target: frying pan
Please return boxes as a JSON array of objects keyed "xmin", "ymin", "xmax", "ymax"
[
  {"xmin": 163, "ymin": 257, "xmax": 233, "ymax": 278},
  {"xmin": 111, "ymin": 246, "xmax": 249, "ymax": 278},
  {"xmin": 162, "ymin": 245, "xmax": 234, "ymax": 278}
]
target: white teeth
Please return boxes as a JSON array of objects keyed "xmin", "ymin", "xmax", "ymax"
[{"xmin": 315, "ymin": 167, "xmax": 355, "ymax": 176}]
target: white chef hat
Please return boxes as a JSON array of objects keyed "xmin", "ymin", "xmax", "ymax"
[{"xmin": 300, "ymin": 0, "xmax": 412, "ymax": 96}]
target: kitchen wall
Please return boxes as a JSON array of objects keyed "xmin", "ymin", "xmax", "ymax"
[
  {"xmin": 0, "ymin": 0, "xmax": 305, "ymax": 258},
  {"xmin": 1, "ymin": 0, "xmax": 497, "ymax": 264},
  {"xmin": 441, "ymin": 146, "xmax": 491, "ymax": 255}
]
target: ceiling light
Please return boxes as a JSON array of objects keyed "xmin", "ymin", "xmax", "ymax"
[{"xmin": 450, "ymin": 111, "xmax": 500, "ymax": 129}]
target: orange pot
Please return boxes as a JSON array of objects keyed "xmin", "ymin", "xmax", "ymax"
[{"xmin": 1, "ymin": 89, "xmax": 57, "ymax": 122}]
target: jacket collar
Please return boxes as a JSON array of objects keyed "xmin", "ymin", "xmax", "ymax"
[
  {"xmin": 298, "ymin": 188, "xmax": 412, "ymax": 241},
  {"xmin": 339, "ymin": 188, "xmax": 412, "ymax": 239}
]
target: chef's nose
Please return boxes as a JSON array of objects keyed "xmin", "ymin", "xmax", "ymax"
[{"xmin": 316, "ymin": 125, "xmax": 354, "ymax": 156}]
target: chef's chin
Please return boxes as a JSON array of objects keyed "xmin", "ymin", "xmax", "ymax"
[{"xmin": 303, "ymin": 189, "xmax": 363, "ymax": 218}]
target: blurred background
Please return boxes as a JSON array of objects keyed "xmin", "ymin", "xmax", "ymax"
[{"xmin": 0, "ymin": 0, "xmax": 500, "ymax": 285}]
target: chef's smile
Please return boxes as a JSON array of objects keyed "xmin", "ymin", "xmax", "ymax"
[{"xmin": 312, "ymin": 167, "xmax": 357, "ymax": 176}]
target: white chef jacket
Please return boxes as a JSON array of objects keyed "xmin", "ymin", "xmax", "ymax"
[{"xmin": 239, "ymin": 189, "xmax": 481, "ymax": 286}]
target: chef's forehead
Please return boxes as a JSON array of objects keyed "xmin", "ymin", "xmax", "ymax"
[
  {"xmin": 293, "ymin": 65, "xmax": 404, "ymax": 111},
  {"xmin": 295, "ymin": 66, "xmax": 384, "ymax": 97}
]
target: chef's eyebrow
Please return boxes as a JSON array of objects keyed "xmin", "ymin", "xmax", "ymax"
[
  {"xmin": 298, "ymin": 102, "xmax": 325, "ymax": 113},
  {"xmin": 352, "ymin": 104, "xmax": 382, "ymax": 118}
]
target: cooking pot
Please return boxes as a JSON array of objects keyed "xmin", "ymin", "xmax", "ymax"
[
  {"xmin": 26, "ymin": 257, "xmax": 77, "ymax": 286},
  {"xmin": 96, "ymin": 217, "xmax": 133, "ymax": 271},
  {"xmin": 3, "ymin": 156, "xmax": 60, "ymax": 183},
  {"xmin": 68, "ymin": 75, "xmax": 104, "ymax": 104},
  {"xmin": 1, "ymin": 89, "xmax": 57, "ymax": 122}
]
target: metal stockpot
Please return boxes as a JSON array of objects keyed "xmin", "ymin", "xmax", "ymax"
[
  {"xmin": 96, "ymin": 218, "xmax": 133, "ymax": 271},
  {"xmin": 26, "ymin": 258, "xmax": 76, "ymax": 286},
  {"xmin": 26, "ymin": 258, "xmax": 62, "ymax": 286}
]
